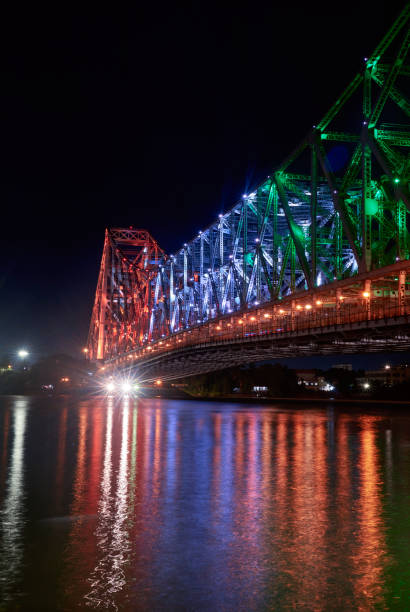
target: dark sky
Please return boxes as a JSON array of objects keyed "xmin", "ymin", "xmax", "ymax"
[{"xmin": 0, "ymin": 0, "xmax": 405, "ymax": 361}]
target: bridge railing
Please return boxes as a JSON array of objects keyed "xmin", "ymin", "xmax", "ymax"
[{"xmin": 110, "ymin": 291, "xmax": 410, "ymax": 367}]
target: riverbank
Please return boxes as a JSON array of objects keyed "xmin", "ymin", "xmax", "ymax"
[
  {"xmin": 2, "ymin": 389, "xmax": 409, "ymax": 407},
  {"xmin": 180, "ymin": 393, "xmax": 410, "ymax": 406}
]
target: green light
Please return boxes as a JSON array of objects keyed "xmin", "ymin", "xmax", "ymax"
[{"xmin": 394, "ymin": 178, "xmax": 400, "ymax": 184}]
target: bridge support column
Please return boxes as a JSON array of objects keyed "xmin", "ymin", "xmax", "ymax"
[
  {"xmin": 398, "ymin": 270, "xmax": 406, "ymax": 316},
  {"xmin": 291, "ymin": 300, "xmax": 296, "ymax": 331}
]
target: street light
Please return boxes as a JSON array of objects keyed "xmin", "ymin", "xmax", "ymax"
[{"xmin": 18, "ymin": 349, "xmax": 29, "ymax": 359}]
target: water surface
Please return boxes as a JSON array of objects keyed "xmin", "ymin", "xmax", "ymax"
[{"xmin": 1, "ymin": 396, "xmax": 410, "ymax": 610}]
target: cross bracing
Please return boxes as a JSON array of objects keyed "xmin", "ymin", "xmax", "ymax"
[{"xmin": 87, "ymin": 5, "xmax": 410, "ymax": 363}]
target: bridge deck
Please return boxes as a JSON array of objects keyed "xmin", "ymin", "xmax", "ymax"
[{"xmin": 104, "ymin": 262, "xmax": 410, "ymax": 380}]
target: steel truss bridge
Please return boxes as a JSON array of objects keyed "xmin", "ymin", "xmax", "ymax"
[{"xmin": 87, "ymin": 6, "xmax": 410, "ymax": 381}]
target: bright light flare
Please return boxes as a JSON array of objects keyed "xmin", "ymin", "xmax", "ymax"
[
  {"xmin": 104, "ymin": 378, "xmax": 139, "ymax": 395},
  {"xmin": 18, "ymin": 349, "xmax": 29, "ymax": 358},
  {"xmin": 121, "ymin": 381, "xmax": 132, "ymax": 394}
]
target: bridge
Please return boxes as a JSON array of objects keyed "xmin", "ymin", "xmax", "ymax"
[{"xmin": 87, "ymin": 6, "xmax": 410, "ymax": 381}]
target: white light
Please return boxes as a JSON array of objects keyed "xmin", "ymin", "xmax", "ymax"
[
  {"xmin": 106, "ymin": 381, "xmax": 115, "ymax": 392},
  {"xmin": 18, "ymin": 350, "xmax": 29, "ymax": 359},
  {"xmin": 121, "ymin": 381, "xmax": 132, "ymax": 393}
]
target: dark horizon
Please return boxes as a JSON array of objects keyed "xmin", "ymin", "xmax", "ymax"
[{"xmin": 1, "ymin": 0, "xmax": 405, "ymax": 360}]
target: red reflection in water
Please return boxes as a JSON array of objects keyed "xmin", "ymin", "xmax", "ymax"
[
  {"xmin": 87, "ymin": 405, "xmax": 104, "ymax": 511},
  {"xmin": 289, "ymin": 415, "xmax": 329, "ymax": 608},
  {"xmin": 46, "ymin": 402, "xmax": 392, "ymax": 610},
  {"xmin": 211, "ymin": 413, "xmax": 222, "ymax": 515},
  {"xmin": 54, "ymin": 407, "xmax": 67, "ymax": 514},
  {"xmin": 152, "ymin": 407, "xmax": 162, "ymax": 501},
  {"xmin": 271, "ymin": 413, "xmax": 290, "ymax": 586},
  {"xmin": 353, "ymin": 418, "xmax": 387, "ymax": 609},
  {"xmin": 63, "ymin": 404, "xmax": 105, "ymax": 604},
  {"xmin": 226, "ymin": 414, "xmax": 264, "ymax": 609},
  {"xmin": 334, "ymin": 416, "xmax": 353, "ymax": 568},
  {"xmin": 261, "ymin": 417, "xmax": 272, "ymax": 499}
]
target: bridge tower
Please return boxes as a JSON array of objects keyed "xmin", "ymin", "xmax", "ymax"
[{"xmin": 87, "ymin": 229, "xmax": 165, "ymax": 360}]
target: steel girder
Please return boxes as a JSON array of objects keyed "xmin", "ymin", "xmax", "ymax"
[{"xmin": 87, "ymin": 6, "xmax": 410, "ymax": 361}]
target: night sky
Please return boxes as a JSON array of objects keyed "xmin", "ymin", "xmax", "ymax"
[{"xmin": 1, "ymin": 1, "xmax": 406, "ymax": 364}]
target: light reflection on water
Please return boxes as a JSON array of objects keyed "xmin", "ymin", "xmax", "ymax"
[
  {"xmin": 0, "ymin": 399, "xmax": 28, "ymax": 604},
  {"xmin": 1, "ymin": 397, "xmax": 410, "ymax": 610}
]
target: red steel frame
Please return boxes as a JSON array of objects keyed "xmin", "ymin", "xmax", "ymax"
[{"xmin": 87, "ymin": 228, "xmax": 165, "ymax": 360}]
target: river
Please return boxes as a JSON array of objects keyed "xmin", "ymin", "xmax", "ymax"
[{"xmin": 0, "ymin": 396, "xmax": 409, "ymax": 610}]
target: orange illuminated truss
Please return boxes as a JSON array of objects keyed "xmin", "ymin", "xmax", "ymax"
[{"xmin": 87, "ymin": 228, "xmax": 166, "ymax": 360}]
